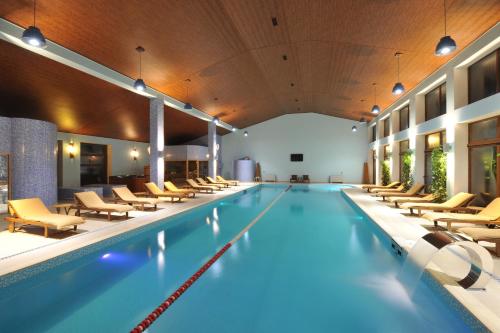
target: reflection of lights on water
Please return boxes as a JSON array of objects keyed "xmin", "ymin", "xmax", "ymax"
[
  {"xmin": 213, "ymin": 207, "xmax": 219, "ymax": 220},
  {"xmin": 230, "ymin": 242, "xmax": 239, "ymax": 259},
  {"xmin": 206, "ymin": 216, "xmax": 211, "ymax": 225},
  {"xmin": 147, "ymin": 247, "xmax": 152, "ymax": 258},
  {"xmin": 157, "ymin": 230, "xmax": 166, "ymax": 251},
  {"xmin": 210, "ymin": 260, "xmax": 222, "ymax": 278},
  {"xmin": 101, "ymin": 253, "xmax": 111, "ymax": 259},
  {"xmin": 212, "ymin": 220, "xmax": 220, "ymax": 235},
  {"xmin": 244, "ymin": 232, "xmax": 249, "ymax": 241},
  {"xmin": 356, "ymin": 274, "xmax": 416, "ymax": 311},
  {"xmin": 157, "ymin": 251, "xmax": 165, "ymax": 270}
]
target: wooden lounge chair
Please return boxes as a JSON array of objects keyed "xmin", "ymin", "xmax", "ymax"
[
  {"xmin": 458, "ymin": 227, "xmax": 500, "ymax": 256},
  {"xmin": 197, "ymin": 177, "xmax": 224, "ymax": 190},
  {"xmin": 5, "ymin": 198, "xmax": 85, "ymax": 237},
  {"xmin": 75, "ymin": 191, "xmax": 134, "ymax": 221},
  {"xmin": 206, "ymin": 176, "xmax": 230, "ymax": 188},
  {"xmin": 401, "ymin": 192, "xmax": 475, "ymax": 216},
  {"xmin": 388, "ymin": 193, "xmax": 436, "ymax": 208},
  {"xmin": 216, "ymin": 175, "xmax": 239, "ymax": 186},
  {"xmin": 290, "ymin": 175, "xmax": 298, "ymax": 183},
  {"xmin": 186, "ymin": 179, "xmax": 216, "ymax": 193},
  {"xmin": 423, "ymin": 198, "xmax": 500, "ymax": 230},
  {"xmin": 303, "ymin": 175, "xmax": 310, "ymax": 183},
  {"xmin": 371, "ymin": 184, "xmax": 404, "ymax": 194},
  {"xmin": 361, "ymin": 181, "xmax": 400, "ymax": 193},
  {"xmin": 144, "ymin": 182, "xmax": 185, "ymax": 202},
  {"xmin": 164, "ymin": 181, "xmax": 196, "ymax": 198},
  {"xmin": 377, "ymin": 183, "xmax": 424, "ymax": 201},
  {"xmin": 112, "ymin": 187, "xmax": 161, "ymax": 210}
]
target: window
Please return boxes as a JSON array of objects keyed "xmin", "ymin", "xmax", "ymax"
[
  {"xmin": 468, "ymin": 117, "xmax": 500, "ymax": 196},
  {"xmin": 424, "ymin": 131, "xmax": 446, "ymax": 192},
  {"xmin": 399, "ymin": 140, "xmax": 410, "ymax": 179},
  {"xmin": 399, "ymin": 106, "xmax": 409, "ymax": 132},
  {"xmin": 425, "ymin": 83, "xmax": 446, "ymax": 121},
  {"xmin": 469, "ymin": 49, "xmax": 500, "ymax": 104},
  {"xmin": 383, "ymin": 118, "xmax": 390, "ymax": 137},
  {"xmin": 383, "ymin": 145, "xmax": 390, "ymax": 161},
  {"xmin": 371, "ymin": 125, "xmax": 377, "ymax": 142}
]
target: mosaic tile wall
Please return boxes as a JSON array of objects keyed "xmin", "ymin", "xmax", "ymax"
[
  {"xmin": 0, "ymin": 117, "xmax": 11, "ymax": 152},
  {"xmin": 10, "ymin": 118, "xmax": 57, "ymax": 206}
]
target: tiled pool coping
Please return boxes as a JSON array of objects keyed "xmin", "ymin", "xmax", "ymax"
[{"xmin": 342, "ymin": 186, "xmax": 500, "ymax": 333}]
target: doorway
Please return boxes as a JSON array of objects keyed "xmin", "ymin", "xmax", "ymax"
[{"xmin": 80, "ymin": 143, "xmax": 108, "ymax": 185}]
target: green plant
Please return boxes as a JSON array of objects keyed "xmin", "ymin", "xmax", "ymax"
[
  {"xmin": 431, "ymin": 147, "xmax": 447, "ymax": 202},
  {"xmin": 401, "ymin": 151, "xmax": 414, "ymax": 191},
  {"xmin": 381, "ymin": 160, "xmax": 391, "ymax": 186}
]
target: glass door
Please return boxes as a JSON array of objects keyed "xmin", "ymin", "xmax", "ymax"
[{"xmin": 0, "ymin": 154, "xmax": 10, "ymax": 213}]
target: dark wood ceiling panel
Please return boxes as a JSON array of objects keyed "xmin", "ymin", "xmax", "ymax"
[{"xmin": 0, "ymin": 0, "xmax": 499, "ymax": 130}]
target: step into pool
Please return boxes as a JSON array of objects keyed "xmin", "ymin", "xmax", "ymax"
[{"xmin": 0, "ymin": 184, "xmax": 482, "ymax": 332}]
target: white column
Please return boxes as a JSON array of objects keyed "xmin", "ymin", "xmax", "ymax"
[
  {"xmin": 208, "ymin": 121, "xmax": 217, "ymax": 178},
  {"xmin": 150, "ymin": 97, "xmax": 164, "ymax": 187}
]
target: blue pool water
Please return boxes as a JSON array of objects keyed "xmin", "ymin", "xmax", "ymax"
[{"xmin": 0, "ymin": 185, "xmax": 478, "ymax": 332}]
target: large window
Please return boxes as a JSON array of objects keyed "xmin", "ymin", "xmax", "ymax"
[
  {"xmin": 425, "ymin": 83, "xmax": 446, "ymax": 121},
  {"xmin": 469, "ymin": 49, "xmax": 500, "ymax": 104},
  {"xmin": 383, "ymin": 145, "xmax": 390, "ymax": 161},
  {"xmin": 383, "ymin": 118, "xmax": 390, "ymax": 137},
  {"xmin": 399, "ymin": 106, "xmax": 409, "ymax": 132},
  {"xmin": 399, "ymin": 140, "xmax": 410, "ymax": 180},
  {"xmin": 424, "ymin": 131, "xmax": 446, "ymax": 192},
  {"xmin": 371, "ymin": 125, "xmax": 376, "ymax": 142},
  {"xmin": 469, "ymin": 117, "xmax": 500, "ymax": 196}
]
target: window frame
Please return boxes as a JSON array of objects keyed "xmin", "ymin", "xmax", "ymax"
[
  {"xmin": 399, "ymin": 106, "xmax": 410, "ymax": 132},
  {"xmin": 424, "ymin": 83, "xmax": 446, "ymax": 121},
  {"xmin": 468, "ymin": 49, "xmax": 500, "ymax": 105},
  {"xmin": 383, "ymin": 118, "xmax": 390, "ymax": 137}
]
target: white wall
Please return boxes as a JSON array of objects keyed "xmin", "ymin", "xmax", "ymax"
[
  {"xmin": 57, "ymin": 132, "xmax": 149, "ymax": 187},
  {"xmin": 221, "ymin": 113, "xmax": 368, "ymax": 183}
]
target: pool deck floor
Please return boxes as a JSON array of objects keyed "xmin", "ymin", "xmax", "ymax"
[
  {"xmin": 344, "ymin": 186, "xmax": 500, "ymax": 332},
  {"xmin": 0, "ymin": 183, "xmax": 257, "ymax": 276}
]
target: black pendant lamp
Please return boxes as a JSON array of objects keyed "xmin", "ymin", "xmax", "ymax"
[
  {"xmin": 22, "ymin": 0, "xmax": 47, "ymax": 48},
  {"xmin": 392, "ymin": 52, "xmax": 405, "ymax": 95},
  {"xmin": 133, "ymin": 46, "xmax": 146, "ymax": 91},
  {"xmin": 184, "ymin": 79, "xmax": 192, "ymax": 109},
  {"xmin": 435, "ymin": 0, "xmax": 456, "ymax": 56},
  {"xmin": 351, "ymin": 125, "xmax": 358, "ymax": 132},
  {"xmin": 371, "ymin": 83, "xmax": 380, "ymax": 114}
]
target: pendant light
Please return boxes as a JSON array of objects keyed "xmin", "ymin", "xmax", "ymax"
[
  {"xmin": 231, "ymin": 127, "xmax": 237, "ymax": 132},
  {"xmin": 392, "ymin": 52, "xmax": 405, "ymax": 95},
  {"xmin": 351, "ymin": 125, "xmax": 357, "ymax": 132},
  {"xmin": 244, "ymin": 131, "xmax": 249, "ymax": 137},
  {"xmin": 371, "ymin": 83, "xmax": 380, "ymax": 114},
  {"xmin": 359, "ymin": 117, "xmax": 367, "ymax": 124},
  {"xmin": 435, "ymin": 0, "xmax": 456, "ymax": 56},
  {"xmin": 184, "ymin": 79, "xmax": 192, "ymax": 109},
  {"xmin": 212, "ymin": 117, "xmax": 220, "ymax": 125},
  {"xmin": 22, "ymin": 0, "xmax": 47, "ymax": 48},
  {"xmin": 133, "ymin": 46, "xmax": 146, "ymax": 91}
]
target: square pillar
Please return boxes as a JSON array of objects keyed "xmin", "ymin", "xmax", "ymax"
[
  {"xmin": 150, "ymin": 98, "xmax": 164, "ymax": 187},
  {"xmin": 208, "ymin": 121, "xmax": 217, "ymax": 178}
]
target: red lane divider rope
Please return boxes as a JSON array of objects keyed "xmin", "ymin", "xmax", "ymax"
[{"xmin": 130, "ymin": 243, "xmax": 232, "ymax": 333}]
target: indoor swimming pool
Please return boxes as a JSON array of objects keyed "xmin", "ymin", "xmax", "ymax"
[{"xmin": 0, "ymin": 184, "xmax": 482, "ymax": 332}]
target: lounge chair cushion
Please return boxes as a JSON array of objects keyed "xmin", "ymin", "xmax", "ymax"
[
  {"xmin": 29, "ymin": 214, "xmax": 84, "ymax": 229},
  {"xmin": 9, "ymin": 198, "xmax": 51, "ymax": 219},
  {"xmin": 401, "ymin": 192, "xmax": 474, "ymax": 210},
  {"xmin": 458, "ymin": 227, "xmax": 500, "ymax": 241},
  {"xmin": 76, "ymin": 191, "xmax": 133, "ymax": 212},
  {"xmin": 478, "ymin": 198, "xmax": 500, "ymax": 218},
  {"xmin": 422, "ymin": 212, "xmax": 497, "ymax": 222},
  {"xmin": 113, "ymin": 187, "xmax": 159, "ymax": 204}
]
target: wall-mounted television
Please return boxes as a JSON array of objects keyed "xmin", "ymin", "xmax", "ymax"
[{"xmin": 290, "ymin": 154, "xmax": 303, "ymax": 162}]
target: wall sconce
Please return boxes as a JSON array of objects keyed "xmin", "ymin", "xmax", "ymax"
[
  {"xmin": 131, "ymin": 147, "xmax": 139, "ymax": 161},
  {"xmin": 68, "ymin": 141, "xmax": 76, "ymax": 159}
]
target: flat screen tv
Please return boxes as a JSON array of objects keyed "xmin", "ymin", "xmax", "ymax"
[{"xmin": 290, "ymin": 154, "xmax": 303, "ymax": 162}]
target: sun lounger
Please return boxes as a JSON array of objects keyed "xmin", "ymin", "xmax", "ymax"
[
  {"xmin": 458, "ymin": 227, "xmax": 500, "ymax": 256},
  {"xmin": 401, "ymin": 192, "xmax": 475, "ymax": 216},
  {"xmin": 206, "ymin": 176, "xmax": 230, "ymax": 188},
  {"xmin": 74, "ymin": 191, "xmax": 133, "ymax": 221},
  {"xmin": 377, "ymin": 183, "xmax": 424, "ymax": 201},
  {"xmin": 361, "ymin": 181, "xmax": 400, "ymax": 192},
  {"xmin": 164, "ymin": 181, "xmax": 196, "ymax": 198},
  {"xmin": 144, "ymin": 182, "xmax": 185, "ymax": 202},
  {"xmin": 112, "ymin": 187, "xmax": 160, "ymax": 210},
  {"xmin": 186, "ymin": 179, "xmax": 216, "ymax": 193},
  {"xmin": 303, "ymin": 175, "xmax": 310, "ymax": 183},
  {"xmin": 217, "ymin": 176, "xmax": 239, "ymax": 186},
  {"xmin": 371, "ymin": 184, "xmax": 404, "ymax": 194},
  {"xmin": 197, "ymin": 177, "xmax": 224, "ymax": 190},
  {"xmin": 423, "ymin": 198, "xmax": 500, "ymax": 230},
  {"xmin": 388, "ymin": 193, "xmax": 436, "ymax": 208},
  {"xmin": 5, "ymin": 198, "xmax": 84, "ymax": 237},
  {"xmin": 290, "ymin": 175, "xmax": 298, "ymax": 183}
]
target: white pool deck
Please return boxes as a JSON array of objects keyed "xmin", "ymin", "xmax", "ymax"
[
  {"xmin": 0, "ymin": 183, "xmax": 499, "ymax": 331},
  {"xmin": 343, "ymin": 187, "xmax": 500, "ymax": 332}
]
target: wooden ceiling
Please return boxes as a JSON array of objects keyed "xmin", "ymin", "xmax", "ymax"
[{"xmin": 0, "ymin": 0, "xmax": 499, "ymax": 134}]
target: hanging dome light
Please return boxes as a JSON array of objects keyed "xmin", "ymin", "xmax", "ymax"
[
  {"xmin": 212, "ymin": 117, "xmax": 220, "ymax": 125},
  {"xmin": 134, "ymin": 46, "xmax": 146, "ymax": 91},
  {"xmin": 392, "ymin": 52, "xmax": 405, "ymax": 95},
  {"xmin": 371, "ymin": 83, "xmax": 380, "ymax": 114},
  {"xmin": 244, "ymin": 131, "xmax": 248, "ymax": 137},
  {"xmin": 22, "ymin": 0, "xmax": 46, "ymax": 48},
  {"xmin": 184, "ymin": 102, "xmax": 193, "ymax": 109},
  {"xmin": 435, "ymin": 0, "xmax": 456, "ymax": 56},
  {"xmin": 183, "ymin": 78, "xmax": 193, "ymax": 109},
  {"xmin": 352, "ymin": 125, "xmax": 358, "ymax": 132},
  {"xmin": 231, "ymin": 127, "xmax": 237, "ymax": 132}
]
